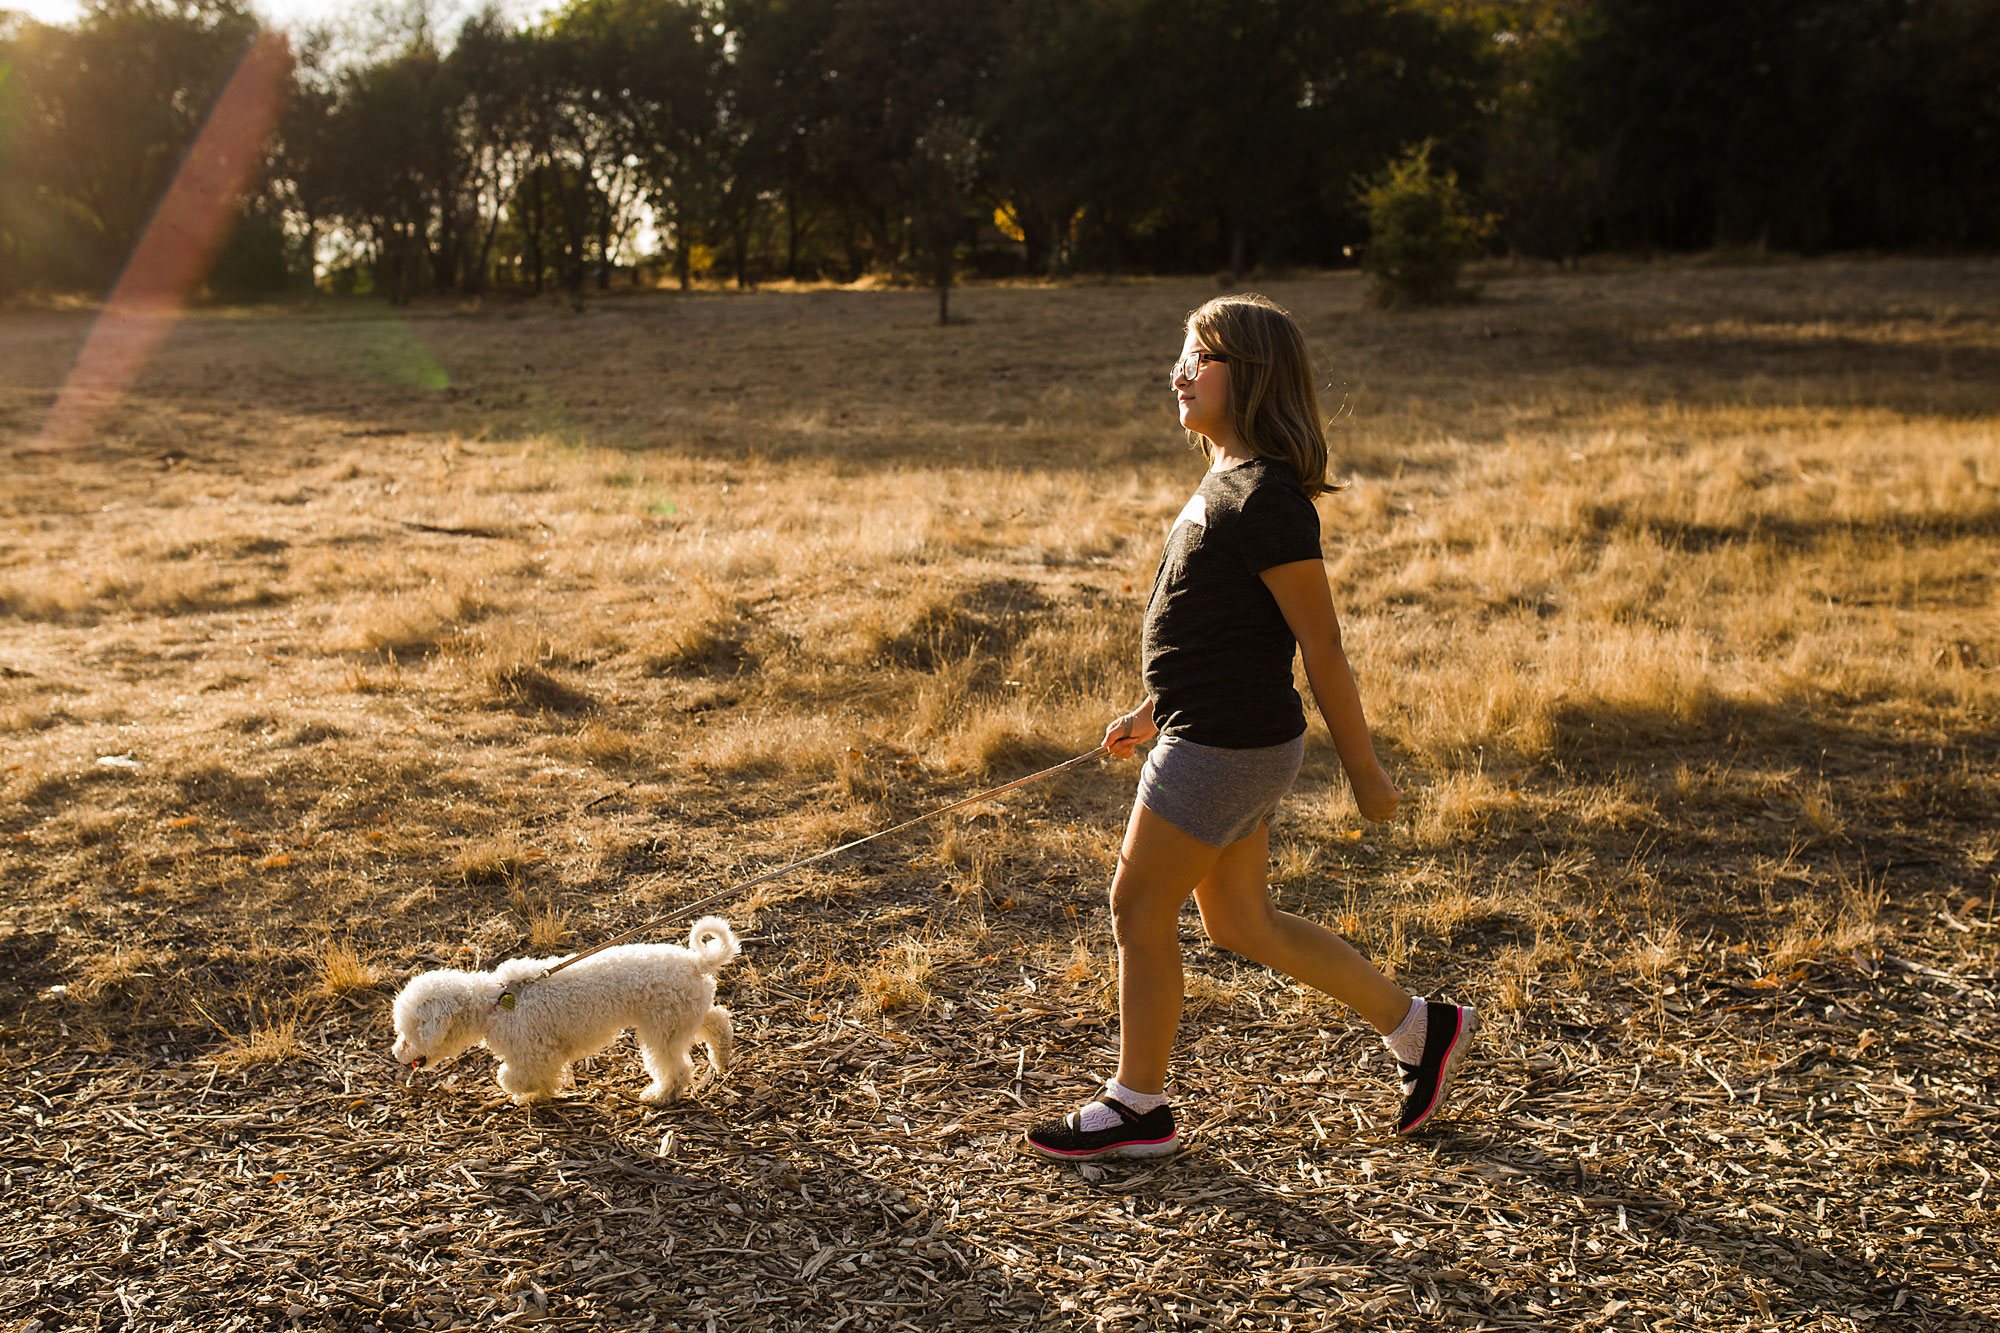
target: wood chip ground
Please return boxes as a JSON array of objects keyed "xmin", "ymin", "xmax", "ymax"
[{"xmin": 5, "ymin": 846, "xmax": 1996, "ymax": 1332}]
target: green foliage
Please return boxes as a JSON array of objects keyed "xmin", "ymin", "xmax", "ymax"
[
  {"xmin": 0, "ymin": 59, "xmax": 20, "ymax": 298},
  {"xmin": 207, "ymin": 195, "xmax": 304, "ymax": 299},
  {"xmin": 1356, "ymin": 141, "xmax": 1483, "ymax": 308},
  {"xmin": 982, "ymin": 0, "xmax": 1492, "ymax": 278},
  {"xmin": 1546, "ymin": 0, "xmax": 2000, "ymax": 252},
  {"xmin": 905, "ymin": 115, "xmax": 982, "ymax": 323},
  {"xmin": 1837, "ymin": 0, "xmax": 2000, "ymax": 248},
  {"xmin": 2, "ymin": 1, "xmax": 264, "ymax": 294},
  {"xmin": 1551, "ymin": 0, "xmax": 1842, "ymax": 250},
  {"xmin": 2, "ymin": 0, "xmax": 1996, "ymax": 302},
  {"xmin": 1483, "ymin": 113, "xmax": 1600, "ymax": 264},
  {"xmin": 1469, "ymin": 4, "xmax": 1601, "ymax": 264}
]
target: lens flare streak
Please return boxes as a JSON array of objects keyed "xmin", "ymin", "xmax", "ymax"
[{"xmin": 32, "ymin": 30, "xmax": 290, "ymax": 454}]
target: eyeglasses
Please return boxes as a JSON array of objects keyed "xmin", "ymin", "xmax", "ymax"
[{"xmin": 1171, "ymin": 349, "xmax": 1229, "ymax": 384}]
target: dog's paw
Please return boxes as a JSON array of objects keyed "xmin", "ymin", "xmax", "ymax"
[{"xmin": 639, "ymin": 1082, "xmax": 683, "ymax": 1105}]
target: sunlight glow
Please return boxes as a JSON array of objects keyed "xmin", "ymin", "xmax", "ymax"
[{"xmin": 7, "ymin": 1, "xmax": 557, "ymax": 34}]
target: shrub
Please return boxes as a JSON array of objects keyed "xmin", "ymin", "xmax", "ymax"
[
  {"xmin": 208, "ymin": 197, "xmax": 308, "ymax": 300},
  {"xmin": 1356, "ymin": 140, "xmax": 1484, "ymax": 308}
]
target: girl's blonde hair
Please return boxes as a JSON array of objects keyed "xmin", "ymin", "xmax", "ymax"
[{"xmin": 1185, "ymin": 293, "xmax": 1340, "ymax": 498}]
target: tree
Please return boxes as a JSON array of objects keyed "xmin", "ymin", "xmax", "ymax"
[
  {"xmin": 1466, "ymin": 2, "xmax": 1603, "ymax": 263},
  {"xmin": 447, "ymin": 6, "xmax": 538, "ymax": 294},
  {"xmin": 9, "ymin": 0, "xmax": 1993, "ymax": 303},
  {"xmin": 1357, "ymin": 139, "xmax": 1483, "ymax": 306},
  {"xmin": 544, "ymin": 2, "xmax": 662, "ymax": 295},
  {"xmin": 727, "ymin": 0, "xmax": 842, "ymax": 280},
  {"xmin": 1, "ymin": 0, "xmax": 265, "ymax": 293},
  {"xmin": 982, "ymin": 0, "xmax": 1130, "ymax": 277},
  {"xmin": 0, "ymin": 20, "xmax": 38, "ymax": 297},
  {"xmin": 905, "ymin": 115, "xmax": 979, "ymax": 324},
  {"xmin": 808, "ymin": 0, "xmax": 1002, "ymax": 283},
  {"xmin": 1838, "ymin": 0, "xmax": 2000, "ymax": 248},
  {"xmin": 1556, "ymin": 0, "xmax": 1883, "ymax": 251},
  {"xmin": 984, "ymin": 0, "xmax": 1492, "ymax": 279},
  {"xmin": 272, "ymin": 25, "xmax": 342, "ymax": 297},
  {"xmin": 318, "ymin": 33, "xmax": 470, "ymax": 301},
  {"xmin": 594, "ymin": 0, "xmax": 724, "ymax": 291}
]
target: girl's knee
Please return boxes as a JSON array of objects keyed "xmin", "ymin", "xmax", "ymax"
[
  {"xmin": 1202, "ymin": 905, "xmax": 1276, "ymax": 960},
  {"xmin": 1109, "ymin": 883, "xmax": 1182, "ymax": 947}
]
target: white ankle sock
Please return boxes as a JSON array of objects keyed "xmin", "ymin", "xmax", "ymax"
[
  {"xmin": 1077, "ymin": 1077, "xmax": 1167, "ymax": 1131},
  {"xmin": 1383, "ymin": 995, "xmax": 1428, "ymax": 1065}
]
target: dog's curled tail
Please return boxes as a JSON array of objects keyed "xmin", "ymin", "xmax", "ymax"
[{"xmin": 687, "ymin": 916, "xmax": 741, "ymax": 975}]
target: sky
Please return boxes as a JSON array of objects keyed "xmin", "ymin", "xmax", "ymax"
[{"xmin": 6, "ymin": 1, "xmax": 555, "ymax": 35}]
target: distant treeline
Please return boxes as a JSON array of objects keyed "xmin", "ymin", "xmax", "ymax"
[{"xmin": 2, "ymin": 0, "xmax": 1996, "ymax": 302}]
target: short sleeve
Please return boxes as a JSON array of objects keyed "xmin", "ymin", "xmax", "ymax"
[{"xmin": 1237, "ymin": 478, "xmax": 1321, "ymax": 573}]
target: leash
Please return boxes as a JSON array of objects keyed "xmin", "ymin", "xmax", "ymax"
[{"xmin": 495, "ymin": 741, "xmax": 1117, "ymax": 1011}]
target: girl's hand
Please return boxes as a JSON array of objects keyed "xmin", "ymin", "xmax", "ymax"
[
  {"xmin": 1103, "ymin": 700, "xmax": 1158, "ymax": 760},
  {"xmin": 1352, "ymin": 767, "xmax": 1402, "ymax": 823}
]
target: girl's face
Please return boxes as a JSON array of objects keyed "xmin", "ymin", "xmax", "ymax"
[{"xmin": 1173, "ymin": 329, "xmax": 1233, "ymax": 444}]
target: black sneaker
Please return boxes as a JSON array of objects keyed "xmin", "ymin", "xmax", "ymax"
[
  {"xmin": 1396, "ymin": 1001, "xmax": 1477, "ymax": 1135},
  {"xmin": 1024, "ymin": 1095, "xmax": 1179, "ymax": 1162}
]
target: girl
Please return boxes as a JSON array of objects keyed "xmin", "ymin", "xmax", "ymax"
[{"xmin": 1025, "ymin": 294, "xmax": 1475, "ymax": 1161}]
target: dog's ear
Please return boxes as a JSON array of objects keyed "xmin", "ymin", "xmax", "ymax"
[{"xmin": 412, "ymin": 1000, "xmax": 455, "ymax": 1051}]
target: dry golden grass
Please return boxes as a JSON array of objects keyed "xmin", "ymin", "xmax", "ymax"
[
  {"xmin": 450, "ymin": 834, "xmax": 541, "ymax": 886},
  {"xmin": 1627, "ymin": 922, "xmax": 1688, "ymax": 985},
  {"xmin": 526, "ymin": 900, "xmax": 571, "ymax": 953},
  {"xmin": 204, "ymin": 1009, "xmax": 304, "ymax": 1071},
  {"xmin": 66, "ymin": 944, "xmax": 173, "ymax": 1005},
  {"xmin": 858, "ymin": 933, "xmax": 938, "ymax": 1016},
  {"xmin": 2, "ymin": 258, "xmax": 1997, "ymax": 1330},
  {"xmin": 313, "ymin": 937, "xmax": 379, "ymax": 996}
]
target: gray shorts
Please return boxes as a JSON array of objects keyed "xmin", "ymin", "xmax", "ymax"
[{"xmin": 1136, "ymin": 732, "xmax": 1305, "ymax": 848}]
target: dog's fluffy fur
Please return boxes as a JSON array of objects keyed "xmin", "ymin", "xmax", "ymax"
[{"xmin": 391, "ymin": 916, "xmax": 739, "ymax": 1104}]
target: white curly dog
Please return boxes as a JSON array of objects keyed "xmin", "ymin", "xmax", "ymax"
[{"xmin": 391, "ymin": 916, "xmax": 738, "ymax": 1104}]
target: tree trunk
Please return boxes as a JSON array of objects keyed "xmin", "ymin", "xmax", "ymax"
[
  {"xmin": 597, "ymin": 204, "xmax": 612, "ymax": 292},
  {"xmin": 785, "ymin": 188, "xmax": 800, "ymax": 281},
  {"xmin": 301, "ymin": 212, "xmax": 319, "ymax": 303},
  {"xmin": 526, "ymin": 172, "xmax": 545, "ymax": 296},
  {"xmin": 432, "ymin": 192, "xmax": 459, "ymax": 294},
  {"xmin": 671, "ymin": 198, "xmax": 691, "ymax": 290},
  {"xmin": 470, "ymin": 205, "xmax": 502, "ymax": 296},
  {"xmin": 1229, "ymin": 224, "xmax": 1248, "ymax": 282},
  {"xmin": 844, "ymin": 220, "xmax": 865, "ymax": 283},
  {"xmin": 559, "ymin": 177, "xmax": 588, "ymax": 304},
  {"xmin": 1016, "ymin": 204, "xmax": 1046, "ymax": 277},
  {"xmin": 935, "ymin": 237, "xmax": 952, "ymax": 325}
]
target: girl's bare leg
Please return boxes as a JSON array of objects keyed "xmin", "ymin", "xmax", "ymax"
[
  {"xmin": 1191, "ymin": 821, "xmax": 1411, "ymax": 1035},
  {"xmin": 1108, "ymin": 802, "xmax": 1226, "ymax": 1096}
]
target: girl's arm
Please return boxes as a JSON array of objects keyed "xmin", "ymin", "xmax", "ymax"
[{"xmin": 1259, "ymin": 559, "xmax": 1402, "ymax": 822}]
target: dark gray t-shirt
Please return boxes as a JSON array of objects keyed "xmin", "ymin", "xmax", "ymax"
[{"xmin": 1140, "ymin": 458, "xmax": 1322, "ymax": 748}]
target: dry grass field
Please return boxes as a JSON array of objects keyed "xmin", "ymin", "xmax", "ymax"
[{"xmin": 2, "ymin": 256, "xmax": 1997, "ymax": 1332}]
